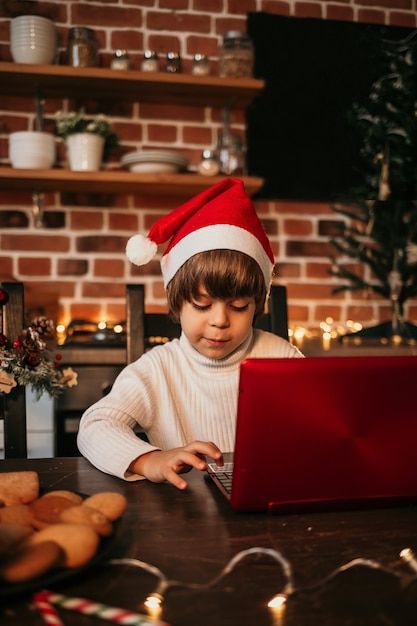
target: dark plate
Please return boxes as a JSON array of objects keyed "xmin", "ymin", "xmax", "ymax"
[{"xmin": 0, "ymin": 493, "xmax": 123, "ymax": 599}]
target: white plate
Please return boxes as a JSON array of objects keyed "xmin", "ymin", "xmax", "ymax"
[
  {"xmin": 121, "ymin": 150, "xmax": 188, "ymax": 168},
  {"xmin": 126, "ymin": 162, "xmax": 181, "ymax": 173}
]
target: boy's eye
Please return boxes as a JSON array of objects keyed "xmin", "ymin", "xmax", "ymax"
[
  {"xmin": 231, "ymin": 304, "xmax": 249, "ymax": 312},
  {"xmin": 191, "ymin": 302, "xmax": 210, "ymax": 311}
]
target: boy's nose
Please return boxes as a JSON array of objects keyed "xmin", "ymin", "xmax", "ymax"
[{"xmin": 209, "ymin": 303, "xmax": 229, "ymax": 327}]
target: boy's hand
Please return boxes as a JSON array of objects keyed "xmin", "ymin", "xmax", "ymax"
[{"xmin": 131, "ymin": 441, "xmax": 224, "ymax": 490}]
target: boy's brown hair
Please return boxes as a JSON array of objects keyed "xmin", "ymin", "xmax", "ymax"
[{"xmin": 166, "ymin": 249, "xmax": 267, "ymax": 323}]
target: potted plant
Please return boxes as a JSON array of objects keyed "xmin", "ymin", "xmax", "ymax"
[{"xmin": 55, "ymin": 108, "xmax": 119, "ymax": 171}]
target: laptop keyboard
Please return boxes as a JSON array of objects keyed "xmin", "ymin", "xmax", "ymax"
[{"xmin": 208, "ymin": 462, "xmax": 234, "ymax": 494}]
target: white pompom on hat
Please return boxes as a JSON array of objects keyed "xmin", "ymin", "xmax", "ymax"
[{"xmin": 126, "ymin": 177, "xmax": 275, "ymax": 288}]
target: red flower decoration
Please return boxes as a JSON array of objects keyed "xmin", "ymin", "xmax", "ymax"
[{"xmin": 0, "ymin": 287, "xmax": 9, "ymax": 306}]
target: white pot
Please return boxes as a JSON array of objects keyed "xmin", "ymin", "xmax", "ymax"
[
  {"xmin": 66, "ymin": 133, "xmax": 105, "ymax": 171},
  {"xmin": 9, "ymin": 131, "xmax": 56, "ymax": 169}
]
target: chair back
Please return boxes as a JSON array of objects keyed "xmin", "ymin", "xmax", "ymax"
[
  {"xmin": 126, "ymin": 284, "xmax": 181, "ymax": 364},
  {"xmin": 254, "ymin": 285, "xmax": 289, "ymax": 340},
  {"xmin": 0, "ymin": 282, "xmax": 27, "ymax": 458}
]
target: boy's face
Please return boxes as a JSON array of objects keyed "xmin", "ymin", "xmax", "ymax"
[{"xmin": 179, "ymin": 285, "xmax": 256, "ymax": 359}]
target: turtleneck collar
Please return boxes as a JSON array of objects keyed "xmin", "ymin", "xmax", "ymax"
[{"xmin": 179, "ymin": 329, "xmax": 255, "ymax": 370}]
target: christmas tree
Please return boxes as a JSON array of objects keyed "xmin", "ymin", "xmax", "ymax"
[{"xmin": 330, "ymin": 31, "xmax": 417, "ymax": 338}]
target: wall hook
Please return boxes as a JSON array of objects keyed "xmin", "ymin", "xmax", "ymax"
[{"xmin": 32, "ymin": 191, "xmax": 44, "ymax": 228}]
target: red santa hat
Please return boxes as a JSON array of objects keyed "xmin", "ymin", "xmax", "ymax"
[{"xmin": 126, "ymin": 177, "xmax": 275, "ymax": 288}]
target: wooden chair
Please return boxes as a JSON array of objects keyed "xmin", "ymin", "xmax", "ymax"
[
  {"xmin": 126, "ymin": 284, "xmax": 181, "ymax": 363},
  {"xmin": 254, "ymin": 285, "xmax": 289, "ymax": 340},
  {"xmin": 126, "ymin": 283, "xmax": 289, "ymax": 364},
  {"xmin": 0, "ymin": 282, "xmax": 27, "ymax": 458}
]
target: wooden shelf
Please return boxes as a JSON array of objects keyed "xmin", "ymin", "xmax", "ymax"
[
  {"xmin": 1, "ymin": 63, "xmax": 265, "ymax": 198},
  {"xmin": 0, "ymin": 62, "xmax": 265, "ymax": 107},
  {"xmin": 0, "ymin": 168, "xmax": 264, "ymax": 197}
]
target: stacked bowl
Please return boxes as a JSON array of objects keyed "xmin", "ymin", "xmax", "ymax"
[
  {"xmin": 121, "ymin": 150, "xmax": 189, "ymax": 174},
  {"xmin": 10, "ymin": 15, "xmax": 57, "ymax": 65},
  {"xmin": 9, "ymin": 131, "xmax": 56, "ymax": 169}
]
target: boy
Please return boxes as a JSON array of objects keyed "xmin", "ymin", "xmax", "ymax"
[{"xmin": 77, "ymin": 178, "xmax": 303, "ymax": 488}]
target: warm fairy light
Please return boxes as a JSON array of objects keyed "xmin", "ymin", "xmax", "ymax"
[
  {"xmin": 97, "ymin": 321, "xmax": 107, "ymax": 330},
  {"xmin": 109, "ymin": 547, "xmax": 414, "ymax": 623},
  {"xmin": 55, "ymin": 324, "xmax": 66, "ymax": 345},
  {"xmin": 292, "ymin": 327, "xmax": 306, "ymax": 349},
  {"xmin": 346, "ymin": 320, "xmax": 362, "ymax": 332},
  {"xmin": 293, "ymin": 327, "xmax": 305, "ymax": 339},
  {"xmin": 268, "ymin": 594, "xmax": 287, "ymax": 626},
  {"xmin": 268, "ymin": 593, "xmax": 287, "ymax": 608},
  {"xmin": 322, "ymin": 330, "xmax": 331, "ymax": 350},
  {"xmin": 400, "ymin": 547, "xmax": 417, "ymax": 573},
  {"xmin": 144, "ymin": 593, "xmax": 163, "ymax": 620},
  {"xmin": 113, "ymin": 324, "xmax": 123, "ymax": 334}
]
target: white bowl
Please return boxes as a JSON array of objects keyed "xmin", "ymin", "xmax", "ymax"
[
  {"xmin": 10, "ymin": 15, "xmax": 56, "ymax": 64},
  {"xmin": 9, "ymin": 131, "xmax": 56, "ymax": 169}
]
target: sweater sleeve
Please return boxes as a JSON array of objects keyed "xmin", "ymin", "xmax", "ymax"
[{"xmin": 77, "ymin": 358, "xmax": 161, "ymax": 481}]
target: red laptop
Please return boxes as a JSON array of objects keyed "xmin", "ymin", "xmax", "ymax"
[{"xmin": 207, "ymin": 356, "xmax": 417, "ymax": 513}]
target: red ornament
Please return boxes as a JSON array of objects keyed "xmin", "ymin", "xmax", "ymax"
[
  {"xmin": 0, "ymin": 333, "xmax": 9, "ymax": 346},
  {"xmin": 0, "ymin": 287, "xmax": 9, "ymax": 306},
  {"xmin": 13, "ymin": 339, "xmax": 21, "ymax": 348},
  {"xmin": 26, "ymin": 355, "xmax": 41, "ymax": 368},
  {"xmin": 55, "ymin": 354, "xmax": 62, "ymax": 361}
]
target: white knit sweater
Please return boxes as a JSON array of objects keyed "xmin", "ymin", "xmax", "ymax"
[{"xmin": 77, "ymin": 329, "xmax": 303, "ymax": 480}]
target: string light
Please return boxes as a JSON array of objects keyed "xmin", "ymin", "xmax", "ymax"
[
  {"xmin": 400, "ymin": 547, "xmax": 417, "ymax": 574},
  {"xmin": 110, "ymin": 546, "xmax": 417, "ymax": 620}
]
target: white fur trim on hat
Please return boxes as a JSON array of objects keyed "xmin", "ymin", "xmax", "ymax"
[
  {"xmin": 126, "ymin": 234, "xmax": 158, "ymax": 266},
  {"xmin": 160, "ymin": 224, "xmax": 273, "ymax": 288}
]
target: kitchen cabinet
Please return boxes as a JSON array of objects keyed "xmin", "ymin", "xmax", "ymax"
[{"xmin": 0, "ymin": 62, "xmax": 265, "ymax": 197}]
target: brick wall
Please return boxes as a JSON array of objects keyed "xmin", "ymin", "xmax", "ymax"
[{"xmin": 1, "ymin": 0, "xmax": 417, "ymax": 333}]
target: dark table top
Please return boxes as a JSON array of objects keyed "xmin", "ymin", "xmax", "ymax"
[{"xmin": 1, "ymin": 456, "xmax": 417, "ymax": 626}]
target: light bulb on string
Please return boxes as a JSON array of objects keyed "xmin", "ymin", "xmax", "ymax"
[
  {"xmin": 144, "ymin": 592, "xmax": 164, "ymax": 620},
  {"xmin": 400, "ymin": 547, "xmax": 417, "ymax": 574},
  {"xmin": 268, "ymin": 591, "xmax": 288, "ymax": 626}
]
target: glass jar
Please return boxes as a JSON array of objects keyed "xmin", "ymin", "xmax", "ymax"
[
  {"xmin": 166, "ymin": 52, "xmax": 182, "ymax": 73},
  {"xmin": 215, "ymin": 133, "xmax": 245, "ymax": 175},
  {"xmin": 218, "ymin": 31, "xmax": 253, "ymax": 78},
  {"xmin": 192, "ymin": 54, "xmax": 210, "ymax": 76},
  {"xmin": 197, "ymin": 149, "xmax": 220, "ymax": 176},
  {"xmin": 67, "ymin": 27, "xmax": 99, "ymax": 67},
  {"xmin": 111, "ymin": 49, "xmax": 130, "ymax": 70},
  {"xmin": 141, "ymin": 50, "xmax": 160, "ymax": 72}
]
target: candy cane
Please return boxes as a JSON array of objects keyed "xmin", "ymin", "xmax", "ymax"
[
  {"xmin": 32, "ymin": 592, "xmax": 65, "ymax": 626},
  {"xmin": 35, "ymin": 591, "xmax": 170, "ymax": 626}
]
